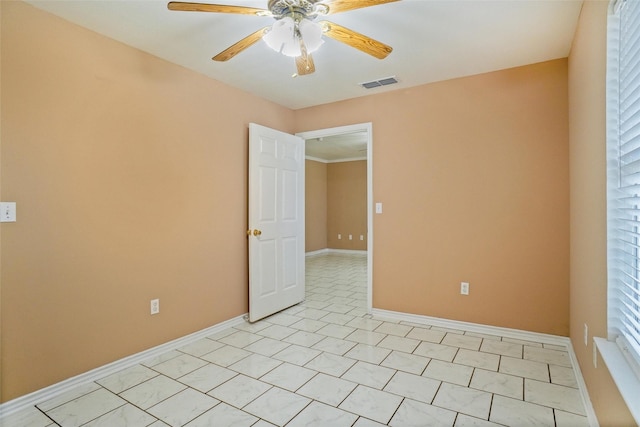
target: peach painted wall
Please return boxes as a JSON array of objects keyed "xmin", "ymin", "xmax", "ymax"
[
  {"xmin": 327, "ymin": 161, "xmax": 367, "ymax": 251},
  {"xmin": 305, "ymin": 159, "xmax": 367, "ymax": 252},
  {"xmin": 568, "ymin": 1, "xmax": 635, "ymax": 424},
  {"xmin": 0, "ymin": 1, "xmax": 294, "ymax": 401},
  {"xmin": 305, "ymin": 159, "xmax": 327, "ymax": 252},
  {"xmin": 296, "ymin": 59, "xmax": 570, "ymax": 335}
]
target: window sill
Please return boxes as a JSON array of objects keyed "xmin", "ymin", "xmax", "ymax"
[{"xmin": 593, "ymin": 337, "xmax": 640, "ymax": 425}]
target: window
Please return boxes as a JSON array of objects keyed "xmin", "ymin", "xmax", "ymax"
[{"xmin": 603, "ymin": 0, "xmax": 640, "ymax": 421}]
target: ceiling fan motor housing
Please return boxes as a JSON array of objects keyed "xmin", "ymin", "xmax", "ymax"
[{"xmin": 267, "ymin": 0, "xmax": 328, "ymax": 19}]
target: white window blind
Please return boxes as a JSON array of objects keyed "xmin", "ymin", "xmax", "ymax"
[{"xmin": 607, "ymin": 0, "xmax": 640, "ymax": 378}]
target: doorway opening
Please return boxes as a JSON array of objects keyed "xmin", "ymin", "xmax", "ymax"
[{"xmin": 297, "ymin": 123, "xmax": 373, "ymax": 313}]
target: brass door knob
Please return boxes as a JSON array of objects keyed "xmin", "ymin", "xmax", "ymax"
[{"xmin": 253, "ymin": 229, "xmax": 262, "ymax": 236}]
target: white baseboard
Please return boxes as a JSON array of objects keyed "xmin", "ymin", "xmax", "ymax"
[
  {"xmin": 306, "ymin": 248, "xmax": 367, "ymax": 257},
  {"xmin": 305, "ymin": 249, "xmax": 330, "ymax": 257},
  {"xmin": 327, "ymin": 249, "xmax": 367, "ymax": 255},
  {"xmin": 0, "ymin": 314, "xmax": 247, "ymax": 420},
  {"xmin": 0, "ymin": 307, "xmax": 599, "ymax": 427},
  {"xmin": 371, "ymin": 308, "xmax": 599, "ymax": 427},
  {"xmin": 371, "ymin": 308, "xmax": 568, "ymax": 345}
]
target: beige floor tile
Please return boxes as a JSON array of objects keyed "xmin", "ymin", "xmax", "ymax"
[
  {"xmin": 383, "ymin": 371, "xmax": 440, "ymax": 403},
  {"xmin": 490, "ymin": 395, "xmax": 554, "ymax": 426},
  {"xmin": 469, "ymin": 368, "xmax": 523, "ymax": 399},
  {"xmin": 46, "ymin": 388, "xmax": 126, "ymax": 427},
  {"xmin": 339, "ymin": 385, "xmax": 403, "ymax": 424},
  {"xmin": 423, "ymin": 359, "xmax": 474, "ymax": 386},
  {"xmin": 380, "ymin": 350, "xmax": 430, "ymax": 375},
  {"xmin": 389, "ymin": 398, "xmax": 456, "ymax": 426},
  {"xmin": 499, "ymin": 356, "xmax": 549, "ymax": 382},
  {"xmin": 442, "ymin": 333, "xmax": 482, "ymax": 351},
  {"xmin": 287, "ymin": 401, "xmax": 358, "ymax": 427},
  {"xmin": 413, "ymin": 341, "xmax": 458, "ymax": 362},
  {"xmin": 147, "ymin": 389, "xmax": 218, "ymax": 427},
  {"xmin": 297, "ymin": 373, "xmax": 357, "ymax": 406},
  {"xmin": 207, "ymin": 374, "xmax": 271, "ymax": 408},
  {"xmin": 243, "ymin": 387, "xmax": 311, "ymax": 426},
  {"xmin": 433, "ymin": 382, "xmax": 492, "ymax": 419},
  {"xmin": 524, "ymin": 379, "xmax": 586, "ymax": 415},
  {"xmin": 342, "ymin": 361, "xmax": 396, "ymax": 390},
  {"xmin": 453, "ymin": 349, "xmax": 499, "ymax": 371},
  {"xmin": 479, "ymin": 339, "xmax": 523, "ymax": 358},
  {"xmin": 258, "ymin": 363, "xmax": 316, "ymax": 392}
]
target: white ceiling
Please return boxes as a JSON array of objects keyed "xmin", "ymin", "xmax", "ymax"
[
  {"xmin": 306, "ymin": 131, "xmax": 368, "ymax": 161},
  {"xmin": 25, "ymin": 0, "xmax": 583, "ymax": 110}
]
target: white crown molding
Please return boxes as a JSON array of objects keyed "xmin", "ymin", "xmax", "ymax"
[
  {"xmin": 327, "ymin": 157, "xmax": 367, "ymax": 163},
  {"xmin": 305, "ymin": 155, "xmax": 329, "ymax": 163},
  {"xmin": 305, "ymin": 156, "xmax": 367, "ymax": 164}
]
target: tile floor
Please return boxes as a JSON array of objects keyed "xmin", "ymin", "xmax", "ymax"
[{"xmin": 4, "ymin": 253, "xmax": 590, "ymax": 427}]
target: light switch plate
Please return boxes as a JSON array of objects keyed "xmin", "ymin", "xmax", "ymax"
[{"xmin": 0, "ymin": 202, "xmax": 16, "ymax": 222}]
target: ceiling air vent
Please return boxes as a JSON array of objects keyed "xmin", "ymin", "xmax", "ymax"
[{"xmin": 360, "ymin": 76, "xmax": 398, "ymax": 89}]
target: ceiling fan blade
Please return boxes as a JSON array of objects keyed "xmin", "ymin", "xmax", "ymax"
[
  {"xmin": 167, "ymin": 2, "xmax": 270, "ymax": 16},
  {"xmin": 295, "ymin": 39, "xmax": 315, "ymax": 75},
  {"xmin": 295, "ymin": 55, "xmax": 315, "ymax": 75},
  {"xmin": 321, "ymin": 0, "xmax": 400, "ymax": 15},
  {"xmin": 212, "ymin": 27, "xmax": 269, "ymax": 61},
  {"xmin": 320, "ymin": 21, "xmax": 393, "ymax": 59}
]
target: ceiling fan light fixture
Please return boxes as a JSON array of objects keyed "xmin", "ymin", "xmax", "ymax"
[
  {"xmin": 298, "ymin": 18, "xmax": 324, "ymax": 53},
  {"xmin": 263, "ymin": 16, "xmax": 296, "ymax": 55},
  {"xmin": 263, "ymin": 17, "xmax": 323, "ymax": 57}
]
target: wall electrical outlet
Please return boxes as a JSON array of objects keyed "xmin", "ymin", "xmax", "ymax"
[
  {"xmin": 360, "ymin": 235, "xmax": 364, "ymax": 241},
  {"xmin": 0, "ymin": 202, "xmax": 16, "ymax": 222},
  {"xmin": 584, "ymin": 323, "xmax": 588, "ymax": 347},
  {"xmin": 349, "ymin": 234, "xmax": 353, "ymax": 240},
  {"xmin": 338, "ymin": 234, "xmax": 342, "ymax": 240},
  {"xmin": 150, "ymin": 299, "xmax": 160, "ymax": 315},
  {"xmin": 460, "ymin": 282, "xmax": 469, "ymax": 295}
]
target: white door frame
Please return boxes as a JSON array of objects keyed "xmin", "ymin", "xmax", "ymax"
[{"xmin": 296, "ymin": 123, "xmax": 373, "ymax": 313}]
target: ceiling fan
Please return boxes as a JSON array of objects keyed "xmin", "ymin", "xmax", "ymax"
[{"xmin": 167, "ymin": 0, "xmax": 399, "ymax": 76}]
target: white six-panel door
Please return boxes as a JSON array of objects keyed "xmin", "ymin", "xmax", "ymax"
[{"xmin": 248, "ymin": 123, "xmax": 305, "ymax": 322}]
